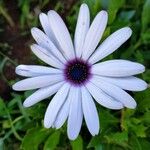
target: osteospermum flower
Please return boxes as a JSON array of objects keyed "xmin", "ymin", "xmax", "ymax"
[{"xmin": 13, "ymin": 4, "xmax": 147, "ymax": 140}]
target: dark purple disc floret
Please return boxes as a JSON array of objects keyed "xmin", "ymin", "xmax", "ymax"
[{"xmin": 64, "ymin": 59, "xmax": 92, "ymax": 86}]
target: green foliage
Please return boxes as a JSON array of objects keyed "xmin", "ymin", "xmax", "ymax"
[
  {"xmin": 108, "ymin": 0, "xmax": 125, "ymax": 24},
  {"xmin": 21, "ymin": 127, "xmax": 50, "ymax": 150},
  {"xmin": 0, "ymin": 0, "xmax": 150, "ymax": 150},
  {"xmin": 70, "ymin": 135, "xmax": 83, "ymax": 150},
  {"xmin": 44, "ymin": 131, "xmax": 60, "ymax": 150},
  {"xmin": 141, "ymin": 0, "xmax": 150, "ymax": 32}
]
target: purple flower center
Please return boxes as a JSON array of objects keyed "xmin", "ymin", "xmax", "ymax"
[{"xmin": 64, "ymin": 59, "xmax": 91, "ymax": 85}]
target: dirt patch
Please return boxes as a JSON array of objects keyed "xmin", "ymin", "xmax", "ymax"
[{"xmin": 0, "ymin": 0, "xmax": 77, "ymax": 99}]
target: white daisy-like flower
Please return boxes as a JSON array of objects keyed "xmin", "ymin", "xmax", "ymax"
[{"xmin": 13, "ymin": 4, "xmax": 147, "ymax": 140}]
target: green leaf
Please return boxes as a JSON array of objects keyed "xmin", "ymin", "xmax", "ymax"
[
  {"xmin": 130, "ymin": 137, "xmax": 150, "ymax": 150},
  {"xmin": 99, "ymin": 109, "xmax": 119, "ymax": 131},
  {"xmin": 101, "ymin": 27, "xmax": 110, "ymax": 41},
  {"xmin": 103, "ymin": 143, "xmax": 126, "ymax": 150},
  {"xmin": 87, "ymin": 136, "xmax": 102, "ymax": 149},
  {"xmin": 142, "ymin": 0, "xmax": 150, "ymax": 32},
  {"xmin": 0, "ymin": 98, "xmax": 7, "ymax": 116},
  {"xmin": 134, "ymin": 50, "xmax": 144, "ymax": 64},
  {"xmin": 139, "ymin": 139, "xmax": 150, "ymax": 150},
  {"xmin": 71, "ymin": 135, "xmax": 83, "ymax": 150},
  {"xmin": 129, "ymin": 135, "xmax": 142, "ymax": 150},
  {"xmin": 44, "ymin": 131, "xmax": 60, "ymax": 150},
  {"xmin": 24, "ymin": 90, "xmax": 34, "ymax": 98},
  {"xmin": 104, "ymin": 131, "xmax": 128, "ymax": 145},
  {"xmin": 141, "ymin": 111, "xmax": 150, "ymax": 124},
  {"xmin": 120, "ymin": 10, "xmax": 136, "ymax": 21},
  {"xmin": 0, "ymin": 138, "xmax": 4, "ymax": 150},
  {"xmin": 141, "ymin": 29, "xmax": 150, "ymax": 43},
  {"xmin": 135, "ymin": 90, "xmax": 150, "ymax": 112},
  {"xmin": 83, "ymin": 0, "xmax": 101, "ymax": 17},
  {"xmin": 108, "ymin": 0, "xmax": 125, "ymax": 24},
  {"xmin": 26, "ymin": 103, "xmax": 46, "ymax": 119},
  {"xmin": 131, "ymin": 124, "xmax": 147, "ymax": 138},
  {"xmin": 21, "ymin": 127, "xmax": 50, "ymax": 150},
  {"xmin": 120, "ymin": 109, "xmax": 135, "ymax": 131}
]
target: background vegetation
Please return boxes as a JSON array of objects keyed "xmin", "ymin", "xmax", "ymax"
[{"xmin": 0, "ymin": 0, "xmax": 150, "ymax": 149}]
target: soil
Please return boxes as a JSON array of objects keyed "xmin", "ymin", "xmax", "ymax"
[{"xmin": 0, "ymin": 0, "xmax": 77, "ymax": 100}]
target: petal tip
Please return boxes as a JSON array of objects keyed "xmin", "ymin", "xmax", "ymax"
[
  {"xmin": 16, "ymin": 65, "xmax": 26, "ymax": 71},
  {"xmin": 12, "ymin": 84, "xmax": 16, "ymax": 90},
  {"xmin": 48, "ymin": 10, "xmax": 57, "ymax": 16},
  {"xmin": 30, "ymin": 44, "xmax": 36, "ymax": 51},
  {"xmin": 51, "ymin": 124, "xmax": 55, "ymax": 128},
  {"xmin": 55, "ymin": 124, "xmax": 61, "ymax": 130},
  {"xmin": 67, "ymin": 128, "xmax": 79, "ymax": 140},
  {"xmin": 100, "ymin": 10, "xmax": 108, "ymax": 17},
  {"xmin": 126, "ymin": 101, "xmax": 137, "ymax": 109},
  {"xmin": 12, "ymin": 83, "xmax": 20, "ymax": 91},
  {"xmin": 23, "ymin": 101, "xmax": 30, "ymax": 108},
  {"xmin": 144, "ymin": 83, "xmax": 148, "ymax": 90},
  {"xmin": 126, "ymin": 27, "xmax": 132, "ymax": 36},
  {"xmin": 68, "ymin": 135, "xmax": 77, "ymax": 141},
  {"xmin": 81, "ymin": 3, "xmax": 88, "ymax": 8},
  {"xmin": 39, "ymin": 12, "xmax": 46, "ymax": 18},
  {"xmin": 44, "ymin": 121, "xmax": 51, "ymax": 129},
  {"xmin": 90, "ymin": 129, "xmax": 99, "ymax": 136},
  {"xmin": 31, "ymin": 27, "xmax": 36, "ymax": 33},
  {"xmin": 39, "ymin": 13, "xmax": 47, "ymax": 23},
  {"xmin": 122, "ymin": 27, "xmax": 132, "ymax": 37},
  {"xmin": 136, "ymin": 63, "xmax": 145, "ymax": 74},
  {"xmin": 141, "ymin": 65, "xmax": 145, "ymax": 73}
]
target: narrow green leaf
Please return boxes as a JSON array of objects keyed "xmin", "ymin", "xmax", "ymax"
[
  {"xmin": 71, "ymin": 135, "xmax": 83, "ymax": 150},
  {"xmin": 44, "ymin": 131, "xmax": 60, "ymax": 150},
  {"xmin": 139, "ymin": 139, "xmax": 150, "ymax": 150},
  {"xmin": 135, "ymin": 90, "xmax": 150, "ymax": 112},
  {"xmin": 0, "ymin": 138, "xmax": 4, "ymax": 150},
  {"xmin": 0, "ymin": 98, "xmax": 7, "ymax": 116},
  {"xmin": 99, "ymin": 109, "xmax": 119, "ymax": 131},
  {"xmin": 83, "ymin": 0, "xmax": 101, "ymax": 17},
  {"xmin": 142, "ymin": 0, "xmax": 150, "ymax": 32},
  {"xmin": 120, "ymin": 10, "xmax": 136, "ymax": 21},
  {"xmin": 129, "ymin": 135, "xmax": 142, "ymax": 150},
  {"xmin": 108, "ymin": 0, "xmax": 125, "ymax": 24},
  {"xmin": 141, "ymin": 29, "xmax": 150, "ymax": 43},
  {"xmin": 141, "ymin": 111, "xmax": 150, "ymax": 124},
  {"xmin": 87, "ymin": 136, "xmax": 102, "ymax": 149},
  {"xmin": 131, "ymin": 124, "xmax": 147, "ymax": 138},
  {"xmin": 21, "ymin": 127, "xmax": 50, "ymax": 150},
  {"xmin": 104, "ymin": 131, "xmax": 128, "ymax": 144}
]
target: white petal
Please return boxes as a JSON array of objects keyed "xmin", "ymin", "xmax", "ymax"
[
  {"xmin": 89, "ymin": 27, "xmax": 132, "ymax": 64},
  {"xmin": 39, "ymin": 13, "xmax": 56, "ymax": 44},
  {"xmin": 54, "ymin": 89, "xmax": 72, "ymax": 129},
  {"xmin": 23, "ymin": 81, "xmax": 64, "ymax": 107},
  {"xmin": 12, "ymin": 74, "xmax": 64, "ymax": 91},
  {"xmin": 92, "ymin": 60, "xmax": 145, "ymax": 77},
  {"xmin": 16, "ymin": 65, "xmax": 63, "ymax": 77},
  {"xmin": 44, "ymin": 83, "xmax": 70, "ymax": 128},
  {"xmin": 94, "ymin": 75, "xmax": 147, "ymax": 91},
  {"xmin": 85, "ymin": 82, "xmax": 123, "ymax": 109},
  {"xmin": 31, "ymin": 44, "xmax": 64, "ymax": 69},
  {"xmin": 48, "ymin": 10, "xmax": 75, "ymax": 60},
  {"xmin": 67, "ymin": 86, "xmax": 83, "ymax": 140},
  {"xmin": 81, "ymin": 86, "xmax": 99, "ymax": 136},
  {"xmin": 81, "ymin": 11, "xmax": 108, "ymax": 60},
  {"xmin": 74, "ymin": 3, "xmax": 90, "ymax": 58},
  {"xmin": 31, "ymin": 28, "xmax": 67, "ymax": 64},
  {"xmin": 91, "ymin": 77, "xmax": 137, "ymax": 109}
]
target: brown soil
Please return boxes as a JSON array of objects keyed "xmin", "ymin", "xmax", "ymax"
[{"xmin": 0, "ymin": 0, "xmax": 77, "ymax": 100}]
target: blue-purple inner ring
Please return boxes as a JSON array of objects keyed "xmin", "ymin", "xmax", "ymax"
[{"xmin": 63, "ymin": 59, "xmax": 92, "ymax": 85}]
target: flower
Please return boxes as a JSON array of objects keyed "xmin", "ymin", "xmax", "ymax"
[{"xmin": 12, "ymin": 3, "xmax": 147, "ymax": 140}]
